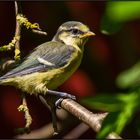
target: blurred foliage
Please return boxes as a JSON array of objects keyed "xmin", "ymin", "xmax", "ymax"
[
  {"xmin": 82, "ymin": 1, "xmax": 140, "ymax": 138},
  {"xmin": 101, "ymin": 1, "xmax": 140, "ymax": 35},
  {"xmin": 81, "ymin": 91, "xmax": 140, "ymax": 138},
  {"xmin": 116, "ymin": 61, "xmax": 140, "ymax": 89}
]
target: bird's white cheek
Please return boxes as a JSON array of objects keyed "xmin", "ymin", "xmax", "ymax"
[
  {"xmin": 65, "ymin": 37, "xmax": 75, "ymax": 46},
  {"xmin": 60, "ymin": 35, "xmax": 75, "ymax": 46}
]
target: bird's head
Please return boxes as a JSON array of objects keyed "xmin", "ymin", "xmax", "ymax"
[{"xmin": 53, "ymin": 21, "xmax": 95, "ymax": 48}]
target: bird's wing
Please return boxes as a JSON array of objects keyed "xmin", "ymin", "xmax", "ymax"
[{"xmin": 1, "ymin": 41, "xmax": 75, "ymax": 79}]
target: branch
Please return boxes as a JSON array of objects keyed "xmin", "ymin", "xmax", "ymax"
[
  {"xmin": 61, "ymin": 99, "xmax": 122, "ymax": 139},
  {"xmin": 15, "ymin": 98, "xmax": 122, "ymax": 139},
  {"xmin": 63, "ymin": 122, "xmax": 90, "ymax": 139},
  {"xmin": 15, "ymin": 122, "xmax": 62, "ymax": 139}
]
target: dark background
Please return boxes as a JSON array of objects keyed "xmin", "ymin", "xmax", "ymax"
[{"xmin": 0, "ymin": 1, "xmax": 140, "ymax": 138}]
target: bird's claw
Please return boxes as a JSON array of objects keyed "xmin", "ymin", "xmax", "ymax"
[
  {"xmin": 55, "ymin": 98, "xmax": 63, "ymax": 109},
  {"xmin": 55, "ymin": 94, "xmax": 76, "ymax": 109},
  {"xmin": 68, "ymin": 94, "xmax": 76, "ymax": 100},
  {"xmin": 47, "ymin": 89, "xmax": 76, "ymax": 108}
]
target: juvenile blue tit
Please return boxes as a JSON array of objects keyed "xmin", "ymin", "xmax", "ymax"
[{"xmin": 0, "ymin": 21, "xmax": 95, "ymax": 133}]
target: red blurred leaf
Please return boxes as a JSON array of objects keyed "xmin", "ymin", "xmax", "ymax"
[
  {"xmin": 60, "ymin": 70, "xmax": 96, "ymax": 97},
  {"xmin": 91, "ymin": 36, "xmax": 110, "ymax": 63}
]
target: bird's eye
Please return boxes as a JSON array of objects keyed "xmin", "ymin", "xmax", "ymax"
[{"xmin": 70, "ymin": 29, "xmax": 80, "ymax": 35}]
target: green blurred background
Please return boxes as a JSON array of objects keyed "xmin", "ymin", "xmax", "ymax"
[{"xmin": 0, "ymin": 1, "xmax": 140, "ymax": 138}]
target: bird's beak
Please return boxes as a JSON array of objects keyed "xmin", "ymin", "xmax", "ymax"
[{"xmin": 80, "ymin": 31, "xmax": 95, "ymax": 38}]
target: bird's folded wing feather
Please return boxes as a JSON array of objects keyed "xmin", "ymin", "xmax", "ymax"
[{"xmin": 0, "ymin": 41, "xmax": 75, "ymax": 79}]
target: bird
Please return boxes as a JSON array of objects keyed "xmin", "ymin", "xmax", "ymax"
[{"xmin": 0, "ymin": 21, "xmax": 95, "ymax": 134}]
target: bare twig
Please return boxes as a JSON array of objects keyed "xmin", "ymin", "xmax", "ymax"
[
  {"xmin": 61, "ymin": 99, "xmax": 122, "ymax": 139},
  {"xmin": 14, "ymin": 1, "xmax": 21, "ymax": 61},
  {"xmin": 32, "ymin": 29, "xmax": 47, "ymax": 36}
]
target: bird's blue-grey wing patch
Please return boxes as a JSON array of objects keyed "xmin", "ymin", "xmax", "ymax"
[{"xmin": 0, "ymin": 41, "xmax": 75, "ymax": 80}]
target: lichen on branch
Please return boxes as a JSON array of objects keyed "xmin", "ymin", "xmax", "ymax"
[
  {"xmin": 0, "ymin": 36, "xmax": 20, "ymax": 52},
  {"xmin": 16, "ymin": 14, "xmax": 47, "ymax": 35},
  {"xmin": 16, "ymin": 14, "xmax": 41, "ymax": 30},
  {"xmin": 17, "ymin": 96, "xmax": 32, "ymax": 133}
]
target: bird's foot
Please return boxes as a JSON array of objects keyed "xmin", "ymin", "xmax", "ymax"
[
  {"xmin": 47, "ymin": 89, "xmax": 76, "ymax": 108},
  {"xmin": 55, "ymin": 98, "xmax": 63, "ymax": 109},
  {"xmin": 39, "ymin": 90, "xmax": 76, "ymax": 134}
]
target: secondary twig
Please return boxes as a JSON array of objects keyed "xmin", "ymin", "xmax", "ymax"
[
  {"xmin": 14, "ymin": 1, "xmax": 21, "ymax": 61},
  {"xmin": 0, "ymin": 1, "xmax": 21, "ymax": 62},
  {"xmin": 32, "ymin": 29, "xmax": 47, "ymax": 36},
  {"xmin": 61, "ymin": 99, "xmax": 122, "ymax": 139},
  {"xmin": 16, "ymin": 14, "xmax": 47, "ymax": 36},
  {"xmin": 17, "ymin": 95, "xmax": 32, "ymax": 132},
  {"xmin": 0, "ymin": 1, "xmax": 20, "ymax": 54}
]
